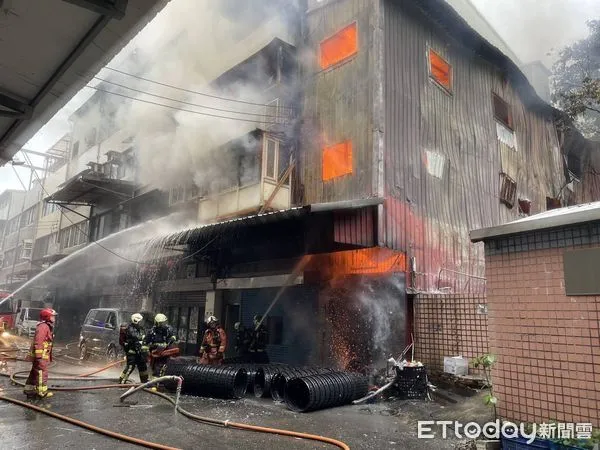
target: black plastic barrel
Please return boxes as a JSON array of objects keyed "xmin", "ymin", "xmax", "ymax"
[
  {"xmin": 284, "ymin": 371, "xmax": 369, "ymax": 412},
  {"xmin": 165, "ymin": 362, "xmax": 248, "ymax": 399},
  {"xmin": 270, "ymin": 367, "xmax": 337, "ymax": 402}
]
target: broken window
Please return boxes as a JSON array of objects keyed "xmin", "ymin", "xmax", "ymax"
[
  {"xmin": 319, "ymin": 22, "xmax": 358, "ymax": 70},
  {"xmin": 85, "ymin": 128, "xmax": 97, "ymax": 149},
  {"xmin": 518, "ymin": 198, "xmax": 531, "ymax": 215},
  {"xmin": 322, "ymin": 140, "xmax": 353, "ymax": 181},
  {"xmin": 499, "ymin": 172, "xmax": 516, "ymax": 208},
  {"xmin": 428, "ymin": 49, "xmax": 452, "ymax": 92},
  {"xmin": 493, "ymin": 94, "xmax": 513, "ymax": 130}
]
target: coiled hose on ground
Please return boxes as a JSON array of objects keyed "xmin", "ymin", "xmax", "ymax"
[{"xmin": 0, "ymin": 357, "xmax": 351, "ymax": 449}]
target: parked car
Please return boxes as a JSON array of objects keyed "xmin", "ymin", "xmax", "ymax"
[
  {"xmin": 15, "ymin": 307, "xmax": 44, "ymax": 337},
  {"xmin": 79, "ymin": 308, "xmax": 153, "ymax": 361}
]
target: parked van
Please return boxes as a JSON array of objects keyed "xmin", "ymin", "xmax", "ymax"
[
  {"xmin": 15, "ymin": 307, "xmax": 44, "ymax": 337},
  {"xmin": 79, "ymin": 308, "xmax": 153, "ymax": 361}
]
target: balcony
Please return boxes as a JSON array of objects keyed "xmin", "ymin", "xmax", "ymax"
[{"xmin": 192, "ymin": 132, "xmax": 292, "ymax": 223}]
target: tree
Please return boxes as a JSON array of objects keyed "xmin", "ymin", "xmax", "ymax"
[{"xmin": 552, "ymin": 20, "xmax": 600, "ymax": 140}]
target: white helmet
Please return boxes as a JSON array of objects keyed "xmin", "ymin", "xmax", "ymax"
[
  {"xmin": 155, "ymin": 313, "xmax": 168, "ymax": 325},
  {"xmin": 206, "ymin": 315, "xmax": 218, "ymax": 325},
  {"xmin": 131, "ymin": 313, "xmax": 143, "ymax": 324}
]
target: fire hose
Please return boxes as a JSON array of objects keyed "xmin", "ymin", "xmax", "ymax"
[{"xmin": 0, "ymin": 361, "xmax": 351, "ymax": 450}]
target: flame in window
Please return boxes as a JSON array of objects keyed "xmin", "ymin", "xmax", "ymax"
[{"xmin": 320, "ymin": 22, "xmax": 358, "ymax": 69}]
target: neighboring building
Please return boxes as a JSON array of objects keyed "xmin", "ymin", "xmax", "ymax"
[
  {"xmin": 521, "ymin": 61, "xmax": 551, "ymax": 103},
  {"xmin": 470, "ymin": 202, "xmax": 600, "ymax": 427},
  {"xmin": 0, "ymin": 189, "xmax": 26, "ymax": 280}
]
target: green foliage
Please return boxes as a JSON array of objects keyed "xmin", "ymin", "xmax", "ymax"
[
  {"xmin": 552, "ymin": 20, "xmax": 600, "ymax": 139},
  {"xmin": 471, "ymin": 353, "xmax": 497, "ymax": 417}
]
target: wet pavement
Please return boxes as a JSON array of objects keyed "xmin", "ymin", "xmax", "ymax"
[{"xmin": 0, "ymin": 346, "xmax": 491, "ymax": 450}]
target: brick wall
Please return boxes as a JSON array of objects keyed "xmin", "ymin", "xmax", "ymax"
[
  {"xmin": 414, "ymin": 293, "xmax": 489, "ymax": 372},
  {"xmin": 485, "ymin": 225, "xmax": 600, "ymax": 427}
]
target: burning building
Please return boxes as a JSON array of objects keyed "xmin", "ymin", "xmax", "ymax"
[{"xmin": 4, "ymin": 0, "xmax": 599, "ymax": 372}]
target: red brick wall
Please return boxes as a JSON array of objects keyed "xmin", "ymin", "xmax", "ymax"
[{"xmin": 486, "ymin": 247, "xmax": 600, "ymax": 427}]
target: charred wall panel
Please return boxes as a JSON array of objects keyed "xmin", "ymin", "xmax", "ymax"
[
  {"xmin": 300, "ymin": 0, "xmax": 375, "ymax": 204},
  {"xmin": 383, "ymin": 1, "xmax": 564, "ymax": 292}
]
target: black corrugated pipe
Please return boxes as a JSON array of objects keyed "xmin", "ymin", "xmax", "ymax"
[
  {"xmin": 284, "ymin": 372, "xmax": 369, "ymax": 412},
  {"xmin": 164, "ymin": 361, "xmax": 248, "ymax": 399},
  {"xmin": 253, "ymin": 365, "xmax": 287, "ymax": 398},
  {"xmin": 271, "ymin": 367, "xmax": 337, "ymax": 402}
]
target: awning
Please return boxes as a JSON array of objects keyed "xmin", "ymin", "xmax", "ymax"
[
  {"xmin": 164, "ymin": 197, "xmax": 384, "ymax": 246},
  {"xmin": 46, "ymin": 169, "xmax": 135, "ymax": 205}
]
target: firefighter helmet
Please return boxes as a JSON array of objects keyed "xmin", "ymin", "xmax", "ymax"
[
  {"xmin": 131, "ymin": 313, "xmax": 143, "ymax": 324},
  {"xmin": 206, "ymin": 315, "xmax": 218, "ymax": 325},
  {"xmin": 40, "ymin": 308, "xmax": 57, "ymax": 322},
  {"xmin": 154, "ymin": 313, "xmax": 168, "ymax": 325}
]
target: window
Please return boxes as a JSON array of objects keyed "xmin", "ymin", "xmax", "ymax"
[
  {"xmin": 72, "ymin": 141, "xmax": 79, "ymax": 160},
  {"xmin": 428, "ymin": 49, "xmax": 452, "ymax": 92},
  {"xmin": 499, "ymin": 172, "xmax": 516, "ymax": 208},
  {"xmin": 265, "ymin": 139, "xmax": 278, "ymax": 179},
  {"xmin": 322, "ymin": 140, "xmax": 353, "ymax": 181},
  {"xmin": 493, "ymin": 94, "xmax": 513, "ymax": 130},
  {"xmin": 320, "ymin": 22, "xmax": 358, "ymax": 70},
  {"xmin": 84, "ymin": 311, "xmax": 97, "ymax": 326},
  {"xmin": 106, "ymin": 313, "xmax": 117, "ymax": 329},
  {"xmin": 91, "ymin": 310, "xmax": 109, "ymax": 328},
  {"xmin": 85, "ymin": 128, "xmax": 97, "ymax": 149},
  {"xmin": 43, "ymin": 202, "xmax": 58, "ymax": 216}
]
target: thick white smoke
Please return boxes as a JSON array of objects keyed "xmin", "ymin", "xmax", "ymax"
[{"xmin": 103, "ymin": 0, "xmax": 299, "ymax": 193}]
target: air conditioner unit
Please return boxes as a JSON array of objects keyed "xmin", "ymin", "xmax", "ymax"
[{"xmin": 22, "ymin": 239, "xmax": 33, "ymax": 251}]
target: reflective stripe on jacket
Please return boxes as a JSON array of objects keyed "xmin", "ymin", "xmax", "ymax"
[{"xmin": 29, "ymin": 322, "xmax": 53, "ymax": 361}]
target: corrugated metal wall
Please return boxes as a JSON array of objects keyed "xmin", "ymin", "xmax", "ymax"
[
  {"xmin": 300, "ymin": 0, "xmax": 376, "ymax": 203},
  {"xmin": 382, "ymin": 0, "xmax": 564, "ymax": 292}
]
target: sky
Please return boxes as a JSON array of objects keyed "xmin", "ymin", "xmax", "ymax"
[{"xmin": 0, "ymin": 0, "xmax": 598, "ymax": 193}]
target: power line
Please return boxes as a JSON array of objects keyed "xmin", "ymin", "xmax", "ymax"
[
  {"xmin": 17, "ymin": 152, "xmax": 214, "ymax": 266},
  {"xmin": 92, "ymin": 75, "xmax": 286, "ymax": 118},
  {"xmin": 85, "ymin": 85, "xmax": 281, "ymax": 124},
  {"xmin": 103, "ymin": 66, "xmax": 294, "ymax": 110}
]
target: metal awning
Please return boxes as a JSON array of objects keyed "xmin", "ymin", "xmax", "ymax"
[
  {"xmin": 470, "ymin": 200, "xmax": 600, "ymax": 242},
  {"xmin": 164, "ymin": 197, "xmax": 384, "ymax": 246},
  {"xmin": 46, "ymin": 169, "xmax": 135, "ymax": 205},
  {"xmin": 0, "ymin": 0, "xmax": 169, "ymax": 165}
]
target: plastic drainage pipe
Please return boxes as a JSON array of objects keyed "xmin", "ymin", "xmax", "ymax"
[{"xmin": 121, "ymin": 376, "xmax": 183, "ymax": 409}]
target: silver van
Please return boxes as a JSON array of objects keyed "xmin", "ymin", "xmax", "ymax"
[
  {"xmin": 15, "ymin": 307, "xmax": 44, "ymax": 337},
  {"xmin": 79, "ymin": 308, "xmax": 152, "ymax": 361}
]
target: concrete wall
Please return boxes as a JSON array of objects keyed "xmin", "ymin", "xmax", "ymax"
[{"xmin": 485, "ymin": 225, "xmax": 600, "ymax": 426}]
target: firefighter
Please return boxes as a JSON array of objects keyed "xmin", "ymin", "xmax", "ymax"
[
  {"xmin": 248, "ymin": 314, "xmax": 269, "ymax": 364},
  {"xmin": 119, "ymin": 313, "xmax": 149, "ymax": 384},
  {"xmin": 234, "ymin": 322, "xmax": 251, "ymax": 362},
  {"xmin": 199, "ymin": 315, "xmax": 227, "ymax": 365},
  {"xmin": 24, "ymin": 308, "xmax": 57, "ymax": 399},
  {"xmin": 144, "ymin": 313, "xmax": 178, "ymax": 377}
]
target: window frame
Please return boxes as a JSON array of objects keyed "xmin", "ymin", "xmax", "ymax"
[
  {"xmin": 427, "ymin": 48, "xmax": 453, "ymax": 94},
  {"xmin": 319, "ymin": 21, "xmax": 359, "ymax": 70},
  {"xmin": 263, "ymin": 137, "xmax": 280, "ymax": 180},
  {"xmin": 492, "ymin": 93, "xmax": 513, "ymax": 130}
]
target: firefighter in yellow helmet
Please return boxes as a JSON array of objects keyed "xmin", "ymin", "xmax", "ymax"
[
  {"xmin": 143, "ymin": 313, "xmax": 178, "ymax": 377},
  {"xmin": 119, "ymin": 313, "xmax": 149, "ymax": 384}
]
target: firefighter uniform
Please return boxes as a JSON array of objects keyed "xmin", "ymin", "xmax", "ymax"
[
  {"xmin": 248, "ymin": 315, "xmax": 269, "ymax": 364},
  {"xmin": 234, "ymin": 322, "xmax": 251, "ymax": 362},
  {"xmin": 24, "ymin": 308, "xmax": 57, "ymax": 398},
  {"xmin": 200, "ymin": 316, "xmax": 227, "ymax": 365},
  {"xmin": 144, "ymin": 314, "xmax": 177, "ymax": 377},
  {"xmin": 119, "ymin": 314, "xmax": 149, "ymax": 384}
]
